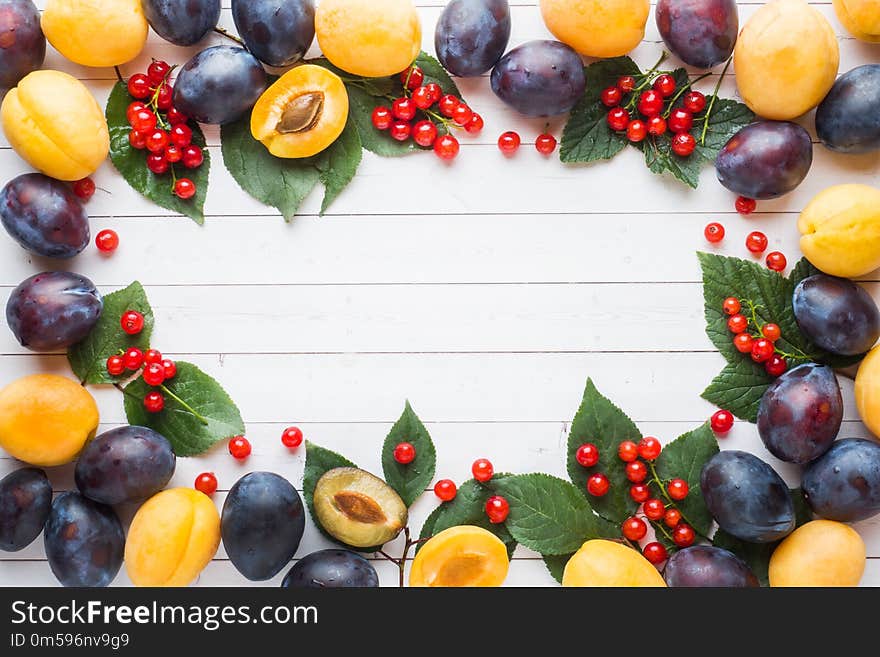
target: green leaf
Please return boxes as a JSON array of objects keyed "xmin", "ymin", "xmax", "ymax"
[
  {"xmin": 315, "ymin": 118, "xmax": 362, "ymax": 213},
  {"xmin": 653, "ymin": 423, "xmax": 719, "ymax": 535},
  {"xmin": 566, "ymin": 378, "xmax": 641, "ymax": 524},
  {"xmin": 701, "ymin": 360, "xmax": 772, "ymax": 423},
  {"xmin": 347, "ymin": 84, "xmax": 416, "ymax": 157},
  {"xmin": 302, "ymin": 441, "xmax": 357, "ymax": 522},
  {"xmin": 381, "ymin": 401, "xmax": 436, "ymax": 507},
  {"xmin": 414, "ymin": 51, "xmax": 461, "ymax": 97},
  {"xmin": 123, "ymin": 362, "xmax": 244, "ymax": 457},
  {"xmin": 490, "ymin": 473, "xmax": 598, "ymax": 556},
  {"xmin": 68, "ymin": 282, "xmax": 154, "ymax": 385},
  {"xmin": 543, "ymin": 554, "xmax": 570, "ymax": 584},
  {"xmin": 106, "ymin": 81, "xmax": 209, "ymax": 224}
]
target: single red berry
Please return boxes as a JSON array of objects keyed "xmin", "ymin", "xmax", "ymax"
[
  {"xmin": 638, "ymin": 436, "xmax": 662, "ymax": 461},
  {"xmin": 229, "ymin": 436, "xmax": 251, "ymax": 460},
  {"xmin": 160, "ymin": 359, "xmax": 177, "ymax": 380},
  {"xmin": 392, "ymin": 97, "xmax": 416, "ymax": 121},
  {"xmin": 671, "ymin": 132, "xmax": 696, "ymax": 156},
  {"xmin": 434, "ymin": 134, "xmax": 460, "ymax": 160},
  {"xmin": 146, "ymin": 130, "xmax": 169, "ymax": 154},
  {"xmin": 638, "ymin": 90, "xmax": 664, "ymax": 117},
  {"xmin": 736, "ymin": 196, "xmax": 757, "ymax": 215},
  {"xmin": 465, "ymin": 113, "xmax": 484, "ymax": 134},
  {"xmin": 127, "ymin": 101, "xmax": 147, "ymax": 125},
  {"xmin": 535, "ymin": 133, "xmax": 557, "ymax": 155},
  {"xmin": 121, "ymin": 310, "xmax": 145, "ymax": 335},
  {"xmin": 751, "ymin": 337, "xmax": 775, "ymax": 363},
  {"xmin": 498, "ymin": 131, "xmax": 521, "ymax": 154},
  {"xmin": 766, "ymin": 251, "xmax": 787, "ymax": 272},
  {"xmin": 182, "ymin": 145, "xmax": 203, "ymax": 169},
  {"xmin": 586, "ymin": 473, "xmax": 610, "ymax": 497},
  {"xmin": 485, "ymin": 495, "xmax": 510, "ymax": 524},
  {"xmin": 664, "ymin": 508, "xmax": 682, "ymax": 528},
  {"xmin": 607, "ymin": 107, "xmax": 630, "ymax": 131},
  {"xmin": 601, "ymin": 86, "xmax": 622, "ymax": 107},
  {"xmin": 95, "ymin": 229, "xmax": 119, "ymax": 253},
  {"xmin": 622, "ymin": 516, "xmax": 648, "ymax": 541},
  {"xmin": 146, "ymin": 153, "xmax": 169, "ymax": 175},
  {"xmin": 424, "ymin": 83, "xmax": 442, "ymax": 104},
  {"xmin": 127, "ymin": 73, "xmax": 151, "ymax": 99},
  {"xmin": 147, "ymin": 60, "xmax": 171, "ymax": 85},
  {"xmin": 389, "ymin": 120, "xmax": 411, "ymax": 142},
  {"xmin": 765, "ymin": 355, "xmax": 788, "ymax": 377},
  {"xmin": 144, "ymin": 349, "xmax": 162, "ymax": 365},
  {"xmin": 400, "ymin": 66, "xmax": 424, "ymax": 90},
  {"xmin": 412, "ymin": 120, "xmax": 438, "ymax": 147},
  {"xmin": 733, "ymin": 332, "xmax": 754, "ymax": 354},
  {"xmin": 131, "ymin": 109, "xmax": 157, "ymax": 133},
  {"xmin": 195, "ymin": 472, "xmax": 217, "ymax": 496},
  {"xmin": 727, "ymin": 314, "xmax": 748, "ymax": 334},
  {"xmin": 282, "ymin": 426, "xmax": 303, "ymax": 448},
  {"xmin": 667, "ymin": 478, "xmax": 689, "ymax": 501},
  {"xmin": 673, "ymin": 523, "xmax": 695, "ymax": 548},
  {"xmin": 683, "ymin": 91, "xmax": 707, "ymax": 113},
  {"xmin": 156, "ymin": 84, "xmax": 173, "ymax": 110},
  {"xmin": 106, "ymin": 355, "xmax": 125, "ymax": 377},
  {"xmin": 438, "ymin": 94, "xmax": 460, "ymax": 117},
  {"xmin": 617, "ymin": 440, "xmax": 639, "ymax": 463},
  {"xmin": 170, "ymin": 124, "xmax": 192, "ymax": 148},
  {"xmin": 143, "ymin": 362, "xmax": 166, "ymax": 386},
  {"xmin": 371, "ymin": 106, "xmax": 392, "ymax": 130},
  {"xmin": 668, "ymin": 108, "xmax": 693, "ymax": 133},
  {"xmin": 123, "ymin": 347, "xmax": 144, "ymax": 370},
  {"xmin": 647, "ymin": 115, "xmax": 667, "ymax": 136},
  {"xmin": 72, "ymin": 178, "xmax": 96, "ymax": 201},
  {"xmin": 617, "ymin": 75, "xmax": 636, "ymax": 92},
  {"xmin": 704, "ymin": 222, "xmax": 725, "ymax": 243},
  {"xmin": 711, "ymin": 409, "xmax": 734, "ymax": 434},
  {"xmin": 393, "ymin": 442, "xmax": 416, "ymax": 464},
  {"xmin": 174, "ymin": 178, "xmax": 196, "ymax": 200},
  {"xmin": 144, "ymin": 391, "xmax": 164, "ymax": 413},
  {"xmin": 411, "ymin": 86, "xmax": 434, "ymax": 109},
  {"xmin": 746, "ymin": 231, "xmax": 768, "ymax": 254},
  {"xmin": 653, "ymin": 74, "xmax": 677, "ymax": 97},
  {"xmin": 626, "ymin": 119, "xmax": 648, "ymax": 142},
  {"xmin": 722, "ymin": 297, "xmax": 741, "ymax": 315},
  {"xmin": 630, "ymin": 484, "xmax": 650, "ymax": 503},
  {"xmin": 434, "ymin": 479, "xmax": 457, "ymax": 502},
  {"xmin": 452, "ymin": 104, "xmax": 473, "ymax": 126},
  {"xmin": 625, "ymin": 460, "xmax": 648, "ymax": 483},
  {"xmin": 643, "ymin": 498, "xmax": 665, "ymax": 521},
  {"xmin": 129, "ymin": 129, "xmax": 148, "ymax": 150},
  {"xmin": 166, "ymin": 107, "xmax": 188, "ymax": 125},
  {"xmin": 643, "ymin": 542, "xmax": 668, "ymax": 565},
  {"xmin": 575, "ymin": 443, "xmax": 599, "ymax": 468},
  {"xmin": 762, "ymin": 323, "xmax": 781, "ymax": 342},
  {"xmin": 164, "ymin": 144, "xmax": 182, "ymax": 163},
  {"xmin": 472, "ymin": 458, "xmax": 494, "ymax": 482}
]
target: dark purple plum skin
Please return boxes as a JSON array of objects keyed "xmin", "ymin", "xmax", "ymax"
[
  {"xmin": 172, "ymin": 46, "xmax": 267, "ymax": 125},
  {"xmin": 1, "ymin": 173, "xmax": 90, "ymax": 259},
  {"xmin": 0, "ymin": 468, "xmax": 51, "ymax": 552},
  {"xmin": 757, "ymin": 364, "xmax": 843, "ymax": 464},
  {"xmin": 141, "ymin": 0, "xmax": 220, "ymax": 47},
  {"xmin": 656, "ymin": 0, "xmax": 738, "ymax": 69},
  {"xmin": 232, "ymin": 0, "xmax": 315, "ymax": 68},
  {"xmin": 281, "ymin": 549, "xmax": 379, "ymax": 588},
  {"xmin": 816, "ymin": 65, "xmax": 880, "ymax": 154},
  {"xmin": 715, "ymin": 121, "xmax": 813, "ymax": 199},
  {"xmin": 663, "ymin": 545, "xmax": 758, "ymax": 587},
  {"xmin": 435, "ymin": 0, "xmax": 510, "ymax": 77},
  {"xmin": 0, "ymin": 0, "xmax": 45, "ymax": 89},
  {"xmin": 793, "ymin": 275, "xmax": 880, "ymax": 356},
  {"xmin": 75, "ymin": 426, "xmax": 175, "ymax": 505},
  {"xmin": 221, "ymin": 472, "xmax": 305, "ymax": 581},
  {"xmin": 701, "ymin": 450, "xmax": 795, "ymax": 543},
  {"xmin": 44, "ymin": 493, "xmax": 124, "ymax": 588},
  {"xmin": 6, "ymin": 271, "xmax": 102, "ymax": 351},
  {"xmin": 490, "ymin": 40, "xmax": 586, "ymax": 117},
  {"xmin": 803, "ymin": 438, "xmax": 880, "ymax": 522}
]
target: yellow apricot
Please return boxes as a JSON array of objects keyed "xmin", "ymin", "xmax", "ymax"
[
  {"xmin": 798, "ymin": 184, "xmax": 880, "ymax": 278},
  {"xmin": 563, "ymin": 539, "xmax": 666, "ymax": 587},
  {"xmin": 734, "ymin": 0, "xmax": 839, "ymax": 120},
  {"xmin": 251, "ymin": 65, "xmax": 349, "ymax": 159},
  {"xmin": 1, "ymin": 70, "xmax": 109, "ymax": 181},
  {"xmin": 42, "ymin": 0, "xmax": 148, "ymax": 67},
  {"xmin": 540, "ymin": 0, "xmax": 649, "ymax": 58},
  {"xmin": 0, "ymin": 374, "xmax": 98, "ymax": 467},
  {"xmin": 316, "ymin": 0, "xmax": 421, "ymax": 78},
  {"xmin": 855, "ymin": 346, "xmax": 880, "ymax": 437},
  {"xmin": 769, "ymin": 520, "xmax": 865, "ymax": 587},
  {"xmin": 126, "ymin": 488, "xmax": 221, "ymax": 587},
  {"xmin": 834, "ymin": 0, "xmax": 880, "ymax": 42},
  {"xmin": 410, "ymin": 526, "xmax": 509, "ymax": 587}
]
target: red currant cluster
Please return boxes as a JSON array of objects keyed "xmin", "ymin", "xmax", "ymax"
[
  {"xmin": 602, "ymin": 73, "xmax": 705, "ymax": 157},
  {"xmin": 125, "ymin": 60, "xmax": 203, "ymax": 199},
  {"xmin": 371, "ymin": 66, "xmax": 482, "ymax": 161},
  {"xmin": 722, "ymin": 297, "xmax": 789, "ymax": 377},
  {"xmin": 704, "ymin": 223, "xmax": 787, "ymax": 272}
]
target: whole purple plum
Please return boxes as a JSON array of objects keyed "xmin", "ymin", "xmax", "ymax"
[
  {"xmin": 802, "ymin": 438, "xmax": 880, "ymax": 522},
  {"xmin": 0, "ymin": 468, "xmax": 51, "ymax": 552},
  {"xmin": 0, "ymin": 0, "xmax": 45, "ymax": 89},
  {"xmin": 232, "ymin": 0, "xmax": 315, "ymax": 67},
  {"xmin": 435, "ymin": 0, "xmax": 510, "ymax": 77},
  {"xmin": 793, "ymin": 274, "xmax": 880, "ymax": 356},
  {"xmin": 656, "ymin": 0, "xmax": 738, "ymax": 69},
  {"xmin": 664, "ymin": 545, "xmax": 758, "ymax": 587}
]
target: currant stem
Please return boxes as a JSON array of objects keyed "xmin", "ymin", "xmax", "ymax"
[
  {"xmin": 159, "ymin": 384, "xmax": 209, "ymax": 425},
  {"xmin": 646, "ymin": 460, "xmax": 710, "ymax": 542},
  {"xmin": 699, "ymin": 57, "xmax": 732, "ymax": 145},
  {"xmin": 114, "ymin": 66, "xmax": 123, "ymax": 83},
  {"xmin": 661, "ymin": 71, "xmax": 712, "ymax": 119},
  {"xmin": 213, "ymin": 26, "xmax": 245, "ymax": 47}
]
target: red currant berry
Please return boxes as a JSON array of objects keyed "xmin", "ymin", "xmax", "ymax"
[
  {"xmin": 472, "ymin": 458, "xmax": 494, "ymax": 482},
  {"xmin": 434, "ymin": 134, "xmax": 459, "ymax": 160},
  {"xmin": 625, "ymin": 460, "xmax": 648, "ymax": 483},
  {"xmin": 424, "ymin": 83, "xmax": 442, "ymax": 105},
  {"xmin": 438, "ymin": 94, "xmax": 460, "ymax": 117},
  {"xmin": 601, "ymin": 86, "xmax": 622, "ymax": 107},
  {"xmin": 733, "ymin": 332, "xmax": 754, "ymax": 354},
  {"xmin": 735, "ymin": 196, "xmax": 757, "ymax": 215},
  {"xmin": 167, "ymin": 107, "xmax": 188, "ymax": 125},
  {"xmin": 434, "ymin": 479, "xmax": 457, "ymax": 502},
  {"xmin": 663, "ymin": 508, "xmax": 682, "ymax": 528},
  {"xmin": 452, "ymin": 104, "xmax": 473, "ymax": 126},
  {"xmin": 722, "ymin": 297, "xmax": 741, "ymax": 315},
  {"xmin": 144, "ymin": 391, "xmax": 164, "ymax": 413},
  {"xmin": 535, "ymin": 133, "xmax": 557, "ymax": 155},
  {"xmin": 711, "ymin": 409, "xmax": 734, "ymax": 435},
  {"xmin": 146, "ymin": 153, "xmax": 169, "ymax": 175},
  {"xmin": 576, "ymin": 443, "xmax": 599, "ymax": 468},
  {"xmin": 617, "ymin": 75, "xmax": 636, "ymax": 92},
  {"xmin": 123, "ymin": 347, "xmax": 144, "ymax": 370},
  {"xmin": 727, "ymin": 314, "xmax": 748, "ymax": 334},
  {"xmin": 281, "ymin": 426, "xmax": 303, "ymax": 448},
  {"xmin": 667, "ymin": 478, "xmax": 689, "ymax": 501},
  {"xmin": 622, "ymin": 516, "xmax": 648, "ymax": 541},
  {"xmin": 638, "ymin": 90, "xmax": 663, "ymax": 117},
  {"xmin": 668, "ymin": 108, "xmax": 693, "ymax": 133},
  {"xmin": 765, "ymin": 355, "xmax": 788, "ymax": 377},
  {"xmin": 704, "ymin": 222, "xmax": 725, "ymax": 243},
  {"xmin": 400, "ymin": 66, "xmax": 424, "ymax": 90},
  {"xmin": 412, "ymin": 120, "xmax": 438, "ymax": 147},
  {"xmin": 127, "ymin": 73, "xmax": 151, "ymax": 99},
  {"xmin": 106, "ymin": 355, "xmax": 125, "ymax": 377},
  {"xmin": 147, "ymin": 60, "xmax": 171, "ymax": 85},
  {"xmin": 498, "ymin": 131, "xmax": 521, "ymax": 154},
  {"xmin": 766, "ymin": 251, "xmax": 787, "ymax": 272},
  {"xmin": 683, "ymin": 91, "xmax": 707, "ymax": 113},
  {"xmin": 160, "ymin": 359, "xmax": 177, "ymax": 380},
  {"xmin": 129, "ymin": 129, "xmax": 148, "ymax": 150},
  {"xmin": 464, "ymin": 113, "xmax": 484, "ymax": 134},
  {"xmin": 143, "ymin": 362, "xmax": 166, "ymax": 387},
  {"xmin": 131, "ymin": 109, "xmax": 157, "ymax": 134},
  {"xmin": 72, "ymin": 178, "xmax": 96, "ymax": 201},
  {"xmin": 746, "ymin": 231, "xmax": 768, "ymax": 254},
  {"xmin": 411, "ymin": 86, "xmax": 434, "ymax": 109},
  {"xmin": 174, "ymin": 178, "xmax": 197, "ymax": 200},
  {"xmin": 182, "ymin": 145, "xmax": 204, "ymax": 169},
  {"xmin": 647, "ymin": 115, "xmax": 667, "ymax": 136},
  {"xmin": 630, "ymin": 484, "xmax": 650, "ymax": 503},
  {"xmin": 144, "ymin": 349, "xmax": 162, "ymax": 365},
  {"xmin": 195, "ymin": 472, "xmax": 217, "ymax": 496},
  {"xmin": 626, "ymin": 119, "xmax": 648, "ymax": 143},
  {"xmin": 229, "ymin": 436, "xmax": 251, "ymax": 460},
  {"xmin": 170, "ymin": 124, "xmax": 192, "ymax": 148},
  {"xmin": 392, "ymin": 97, "xmax": 416, "ymax": 121},
  {"xmin": 164, "ymin": 144, "xmax": 182, "ymax": 163},
  {"xmin": 586, "ymin": 473, "xmax": 610, "ymax": 497},
  {"xmin": 671, "ymin": 132, "xmax": 696, "ymax": 156},
  {"xmin": 156, "ymin": 84, "xmax": 173, "ymax": 110},
  {"xmin": 643, "ymin": 498, "xmax": 665, "ymax": 521},
  {"xmin": 607, "ymin": 107, "xmax": 630, "ymax": 131},
  {"xmin": 127, "ymin": 101, "xmax": 147, "ymax": 125},
  {"xmin": 371, "ymin": 106, "xmax": 392, "ymax": 130},
  {"xmin": 389, "ymin": 120, "xmax": 411, "ymax": 142},
  {"xmin": 653, "ymin": 74, "xmax": 677, "ymax": 97},
  {"xmin": 762, "ymin": 323, "xmax": 781, "ymax": 342},
  {"xmin": 673, "ymin": 523, "xmax": 695, "ymax": 548},
  {"xmin": 643, "ymin": 542, "xmax": 668, "ymax": 565},
  {"xmin": 617, "ymin": 440, "xmax": 639, "ymax": 463},
  {"xmin": 121, "ymin": 310, "xmax": 145, "ymax": 335},
  {"xmin": 751, "ymin": 337, "xmax": 775, "ymax": 363},
  {"xmin": 145, "ymin": 130, "xmax": 169, "ymax": 154},
  {"xmin": 638, "ymin": 436, "xmax": 662, "ymax": 461},
  {"xmin": 485, "ymin": 495, "xmax": 510, "ymax": 524},
  {"xmin": 95, "ymin": 229, "xmax": 119, "ymax": 253},
  {"xmin": 393, "ymin": 442, "xmax": 416, "ymax": 464}
]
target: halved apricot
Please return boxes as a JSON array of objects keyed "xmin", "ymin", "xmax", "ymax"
[
  {"xmin": 410, "ymin": 526, "xmax": 509, "ymax": 587},
  {"xmin": 251, "ymin": 65, "xmax": 349, "ymax": 159}
]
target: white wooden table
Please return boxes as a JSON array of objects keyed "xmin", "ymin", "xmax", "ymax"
[{"xmin": 1, "ymin": 1, "xmax": 878, "ymax": 586}]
